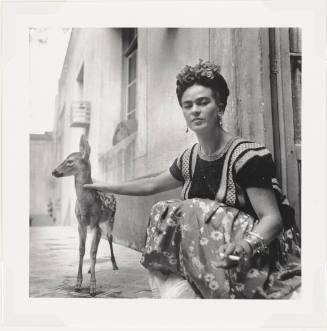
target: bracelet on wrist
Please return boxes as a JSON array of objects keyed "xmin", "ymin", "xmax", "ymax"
[{"xmin": 243, "ymin": 231, "xmax": 268, "ymax": 256}]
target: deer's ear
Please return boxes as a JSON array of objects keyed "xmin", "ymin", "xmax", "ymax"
[{"xmin": 79, "ymin": 134, "xmax": 91, "ymax": 160}]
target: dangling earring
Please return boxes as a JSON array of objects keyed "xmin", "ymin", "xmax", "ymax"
[
  {"xmin": 218, "ymin": 105, "xmax": 224, "ymax": 127},
  {"xmin": 217, "ymin": 115, "xmax": 223, "ymax": 127},
  {"xmin": 186, "ymin": 127, "xmax": 189, "ymax": 133}
]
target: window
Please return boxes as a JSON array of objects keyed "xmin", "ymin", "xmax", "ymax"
[
  {"xmin": 289, "ymin": 27, "xmax": 302, "ymax": 223},
  {"xmin": 123, "ymin": 28, "xmax": 137, "ymax": 120},
  {"xmin": 77, "ymin": 64, "xmax": 84, "ymax": 99},
  {"xmin": 289, "ymin": 28, "xmax": 301, "ymax": 157}
]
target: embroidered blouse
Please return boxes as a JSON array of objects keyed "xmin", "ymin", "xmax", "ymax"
[{"xmin": 169, "ymin": 137, "xmax": 278, "ymax": 217}]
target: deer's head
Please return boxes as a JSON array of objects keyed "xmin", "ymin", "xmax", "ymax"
[{"xmin": 52, "ymin": 134, "xmax": 91, "ymax": 178}]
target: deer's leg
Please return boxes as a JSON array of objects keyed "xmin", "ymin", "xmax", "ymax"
[
  {"xmin": 75, "ymin": 222, "xmax": 87, "ymax": 292},
  {"xmin": 106, "ymin": 220, "xmax": 118, "ymax": 270},
  {"xmin": 89, "ymin": 225, "xmax": 101, "ymax": 296}
]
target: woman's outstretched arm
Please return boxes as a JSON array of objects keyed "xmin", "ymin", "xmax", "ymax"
[{"xmin": 84, "ymin": 170, "xmax": 182, "ymax": 196}]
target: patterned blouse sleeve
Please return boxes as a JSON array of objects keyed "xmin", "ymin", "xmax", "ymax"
[
  {"xmin": 234, "ymin": 149, "xmax": 276, "ymax": 189},
  {"xmin": 169, "ymin": 158, "xmax": 184, "ymax": 182}
]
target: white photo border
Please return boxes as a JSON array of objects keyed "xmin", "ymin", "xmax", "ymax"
[{"xmin": 1, "ymin": 0, "xmax": 326, "ymax": 330}]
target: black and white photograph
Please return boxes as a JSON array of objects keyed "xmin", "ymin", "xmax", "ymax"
[
  {"xmin": 29, "ymin": 27, "xmax": 302, "ymax": 300},
  {"xmin": 2, "ymin": 1, "xmax": 327, "ymax": 330}
]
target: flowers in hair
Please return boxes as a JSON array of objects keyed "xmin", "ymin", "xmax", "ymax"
[{"xmin": 176, "ymin": 59, "xmax": 222, "ymax": 87}]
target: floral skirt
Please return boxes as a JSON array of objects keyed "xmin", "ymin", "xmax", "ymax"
[{"xmin": 141, "ymin": 198, "xmax": 301, "ymax": 299}]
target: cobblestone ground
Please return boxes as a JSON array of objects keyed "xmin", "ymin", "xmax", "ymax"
[{"xmin": 29, "ymin": 226, "xmax": 152, "ymax": 298}]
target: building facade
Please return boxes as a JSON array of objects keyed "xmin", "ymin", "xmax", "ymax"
[{"xmin": 52, "ymin": 28, "xmax": 301, "ymax": 250}]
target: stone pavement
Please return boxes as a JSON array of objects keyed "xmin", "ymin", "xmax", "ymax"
[{"xmin": 29, "ymin": 226, "xmax": 152, "ymax": 298}]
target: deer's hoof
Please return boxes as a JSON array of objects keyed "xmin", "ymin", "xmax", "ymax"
[
  {"xmin": 74, "ymin": 283, "xmax": 82, "ymax": 292},
  {"xmin": 90, "ymin": 282, "xmax": 96, "ymax": 297},
  {"xmin": 113, "ymin": 265, "xmax": 119, "ymax": 271}
]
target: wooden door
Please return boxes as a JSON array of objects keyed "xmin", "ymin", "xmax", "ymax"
[{"xmin": 268, "ymin": 28, "xmax": 301, "ymax": 227}]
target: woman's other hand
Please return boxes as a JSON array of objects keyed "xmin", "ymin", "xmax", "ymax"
[
  {"xmin": 216, "ymin": 240, "xmax": 252, "ymax": 269},
  {"xmin": 246, "ymin": 187, "xmax": 283, "ymax": 245}
]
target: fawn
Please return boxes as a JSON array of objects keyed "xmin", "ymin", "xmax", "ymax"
[{"xmin": 52, "ymin": 134, "xmax": 118, "ymax": 296}]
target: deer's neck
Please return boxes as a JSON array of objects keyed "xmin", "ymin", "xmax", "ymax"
[{"xmin": 74, "ymin": 169, "xmax": 93, "ymax": 199}]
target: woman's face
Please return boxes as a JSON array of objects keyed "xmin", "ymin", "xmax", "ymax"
[{"xmin": 181, "ymin": 84, "xmax": 221, "ymax": 134}]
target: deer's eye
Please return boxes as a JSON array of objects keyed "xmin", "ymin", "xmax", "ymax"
[{"xmin": 66, "ymin": 160, "xmax": 74, "ymax": 166}]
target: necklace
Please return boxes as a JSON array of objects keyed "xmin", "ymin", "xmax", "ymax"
[{"xmin": 198, "ymin": 136, "xmax": 235, "ymax": 161}]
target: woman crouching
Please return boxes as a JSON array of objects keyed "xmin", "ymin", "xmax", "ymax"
[{"xmin": 85, "ymin": 60, "xmax": 301, "ymax": 299}]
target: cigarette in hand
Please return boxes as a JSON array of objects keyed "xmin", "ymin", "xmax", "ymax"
[{"xmin": 219, "ymin": 252, "xmax": 241, "ymax": 261}]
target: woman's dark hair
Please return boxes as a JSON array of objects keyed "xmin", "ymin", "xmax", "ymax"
[{"xmin": 176, "ymin": 59, "xmax": 230, "ymax": 108}]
